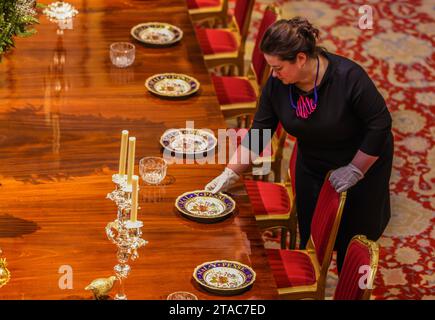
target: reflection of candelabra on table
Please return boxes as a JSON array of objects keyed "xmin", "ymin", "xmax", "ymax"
[
  {"xmin": 42, "ymin": 2, "xmax": 78, "ymax": 156},
  {"xmin": 43, "ymin": 35, "xmax": 67, "ymax": 156}
]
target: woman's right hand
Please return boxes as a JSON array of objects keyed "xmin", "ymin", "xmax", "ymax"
[{"xmin": 205, "ymin": 167, "xmax": 240, "ymax": 194}]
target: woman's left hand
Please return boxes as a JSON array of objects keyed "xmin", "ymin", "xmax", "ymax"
[{"xmin": 329, "ymin": 163, "xmax": 364, "ymax": 193}]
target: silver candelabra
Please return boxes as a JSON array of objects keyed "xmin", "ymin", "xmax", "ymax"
[{"xmin": 106, "ymin": 174, "xmax": 147, "ymax": 300}]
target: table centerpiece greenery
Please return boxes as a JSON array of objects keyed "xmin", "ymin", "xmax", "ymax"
[{"xmin": 0, "ymin": 0, "xmax": 42, "ymax": 61}]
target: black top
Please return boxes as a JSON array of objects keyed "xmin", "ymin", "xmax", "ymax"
[
  {"xmin": 244, "ymin": 51, "xmax": 392, "ymax": 173},
  {"xmin": 241, "ymin": 51, "xmax": 394, "ymax": 269}
]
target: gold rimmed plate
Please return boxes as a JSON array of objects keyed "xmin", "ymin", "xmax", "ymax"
[
  {"xmin": 131, "ymin": 22, "xmax": 183, "ymax": 46},
  {"xmin": 160, "ymin": 128, "xmax": 216, "ymax": 155},
  {"xmin": 193, "ymin": 260, "xmax": 256, "ymax": 295},
  {"xmin": 175, "ymin": 190, "xmax": 235, "ymax": 223},
  {"xmin": 145, "ymin": 73, "xmax": 200, "ymax": 98}
]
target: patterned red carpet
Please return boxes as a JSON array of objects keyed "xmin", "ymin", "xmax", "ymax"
[{"xmin": 235, "ymin": 0, "xmax": 434, "ymax": 299}]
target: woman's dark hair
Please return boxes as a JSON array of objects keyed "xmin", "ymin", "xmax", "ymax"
[{"xmin": 260, "ymin": 17, "xmax": 324, "ymax": 62}]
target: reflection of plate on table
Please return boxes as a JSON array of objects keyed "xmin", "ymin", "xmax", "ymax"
[
  {"xmin": 145, "ymin": 73, "xmax": 200, "ymax": 98},
  {"xmin": 193, "ymin": 260, "xmax": 256, "ymax": 295},
  {"xmin": 131, "ymin": 22, "xmax": 183, "ymax": 46},
  {"xmin": 175, "ymin": 190, "xmax": 235, "ymax": 223},
  {"xmin": 160, "ymin": 128, "xmax": 216, "ymax": 155}
]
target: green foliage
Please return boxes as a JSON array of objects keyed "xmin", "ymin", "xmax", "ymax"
[{"xmin": 0, "ymin": 0, "xmax": 39, "ymax": 59}]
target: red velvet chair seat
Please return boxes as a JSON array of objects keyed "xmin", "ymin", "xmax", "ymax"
[
  {"xmin": 211, "ymin": 75, "xmax": 256, "ymax": 105},
  {"xmin": 187, "ymin": 0, "xmax": 221, "ymax": 9},
  {"xmin": 244, "ymin": 180, "xmax": 290, "ymax": 215},
  {"xmin": 266, "ymin": 249, "xmax": 317, "ymax": 287},
  {"xmin": 196, "ymin": 28, "xmax": 238, "ymax": 55}
]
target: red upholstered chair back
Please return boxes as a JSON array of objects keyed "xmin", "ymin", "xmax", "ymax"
[
  {"xmin": 234, "ymin": 0, "xmax": 254, "ymax": 32},
  {"xmin": 234, "ymin": 0, "xmax": 255, "ymax": 44},
  {"xmin": 334, "ymin": 235, "xmax": 379, "ymax": 300},
  {"xmin": 310, "ymin": 174, "xmax": 346, "ymax": 269},
  {"xmin": 252, "ymin": 5, "xmax": 280, "ymax": 85}
]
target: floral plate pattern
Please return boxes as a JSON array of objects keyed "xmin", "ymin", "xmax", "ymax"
[
  {"xmin": 193, "ymin": 260, "xmax": 256, "ymax": 295},
  {"xmin": 131, "ymin": 22, "xmax": 183, "ymax": 46},
  {"xmin": 160, "ymin": 128, "xmax": 216, "ymax": 155},
  {"xmin": 145, "ymin": 73, "xmax": 200, "ymax": 98},
  {"xmin": 175, "ymin": 190, "xmax": 235, "ymax": 223}
]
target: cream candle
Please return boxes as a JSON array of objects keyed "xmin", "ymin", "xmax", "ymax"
[
  {"xmin": 130, "ymin": 175, "xmax": 139, "ymax": 222},
  {"xmin": 118, "ymin": 130, "xmax": 129, "ymax": 175},
  {"xmin": 126, "ymin": 137, "xmax": 136, "ymax": 185}
]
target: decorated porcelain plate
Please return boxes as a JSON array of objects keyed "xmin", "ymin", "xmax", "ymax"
[
  {"xmin": 193, "ymin": 260, "xmax": 256, "ymax": 295},
  {"xmin": 145, "ymin": 73, "xmax": 200, "ymax": 98},
  {"xmin": 160, "ymin": 128, "xmax": 216, "ymax": 155},
  {"xmin": 175, "ymin": 190, "xmax": 235, "ymax": 223},
  {"xmin": 131, "ymin": 22, "xmax": 183, "ymax": 46}
]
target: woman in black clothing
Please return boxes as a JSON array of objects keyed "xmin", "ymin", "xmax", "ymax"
[{"xmin": 205, "ymin": 17, "xmax": 393, "ymax": 272}]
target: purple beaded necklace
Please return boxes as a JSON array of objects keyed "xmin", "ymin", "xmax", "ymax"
[{"xmin": 289, "ymin": 56, "xmax": 320, "ymax": 119}]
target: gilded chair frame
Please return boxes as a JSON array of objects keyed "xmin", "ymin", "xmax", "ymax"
[
  {"xmin": 223, "ymin": 5, "xmax": 283, "ymax": 180},
  {"xmin": 251, "ymin": 122, "xmax": 287, "ymax": 182},
  {"xmin": 254, "ymin": 141, "xmax": 297, "ymax": 249},
  {"xmin": 228, "ymin": 67, "xmax": 287, "ymax": 184},
  {"xmin": 188, "ymin": 0, "xmax": 229, "ymax": 28},
  {"xmin": 254, "ymin": 179, "xmax": 297, "ymax": 249},
  {"xmin": 203, "ymin": 0, "xmax": 256, "ymax": 76},
  {"xmin": 220, "ymin": 63, "xmax": 268, "ymax": 120},
  {"xmin": 278, "ymin": 176, "xmax": 347, "ymax": 300},
  {"xmin": 219, "ymin": 4, "xmax": 281, "ymax": 121},
  {"xmin": 340, "ymin": 235, "xmax": 380, "ymax": 300}
]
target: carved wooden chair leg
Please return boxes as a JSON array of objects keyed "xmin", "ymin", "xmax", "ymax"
[
  {"xmin": 237, "ymin": 116, "xmax": 242, "ymax": 128},
  {"xmin": 270, "ymin": 160, "xmax": 280, "ymax": 182},
  {"xmin": 288, "ymin": 215, "xmax": 297, "ymax": 250},
  {"xmin": 280, "ymin": 227, "xmax": 288, "ymax": 249},
  {"xmin": 235, "ymin": 57, "xmax": 244, "ymax": 76}
]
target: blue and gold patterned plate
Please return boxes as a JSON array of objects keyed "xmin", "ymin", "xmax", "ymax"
[
  {"xmin": 160, "ymin": 128, "xmax": 216, "ymax": 155},
  {"xmin": 131, "ymin": 22, "xmax": 183, "ymax": 46},
  {"xmin": 175, "ymin": 190, "xmax": 235, "ymax": 223},
  {"xmin": 145, "ymin": 73, "xmax": 200, "ymax": 98},
  {"xmin": 193, "ymin": 260, "xmax": 256, "ymax": 295}
]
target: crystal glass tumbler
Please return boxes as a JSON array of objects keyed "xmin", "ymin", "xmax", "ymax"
[
  {"xmin": 139, "ymin": 157, "xmax": 168, "ymax": 185},
  {"xmin": 110, "ymin": 42, "xmax": 135, "ymax": 68}
]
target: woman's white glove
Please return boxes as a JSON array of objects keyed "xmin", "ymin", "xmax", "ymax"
[
  {"xmin": 329, "ymin": 163, "xmax": 364, "ymax": 193},
  {"xmin": 205, "ymin": 167, "xmax": 240, "ymax": 194}
]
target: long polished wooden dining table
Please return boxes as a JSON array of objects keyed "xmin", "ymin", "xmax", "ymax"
[{"xmin": 0, "ymin": 0, "xmax": 278, "ymax": 299}]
